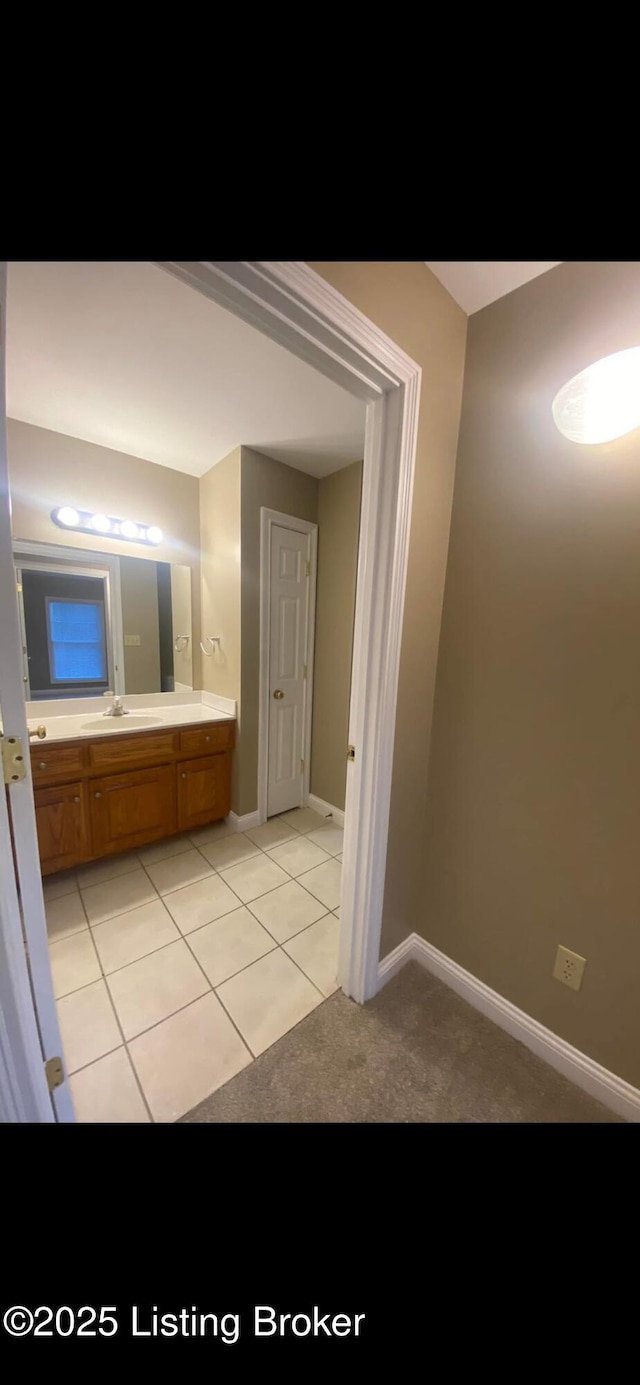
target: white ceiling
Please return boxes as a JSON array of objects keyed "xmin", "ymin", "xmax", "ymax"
[
  {"xmin": 426, "ymin": 262, "xmax": 562, "ymax": 315},
  {"xmin": 6, "ymin": 262, "xmax": 366, "ymax": 479}
]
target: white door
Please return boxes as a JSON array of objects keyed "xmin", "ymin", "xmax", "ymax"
[
  {"xmin": 267, "ymin": 521, "xmax": 316, "ymax": 817},
  {"xmin": 0, "ymin": 263, "xmax": 74, "ymax": 1121}
]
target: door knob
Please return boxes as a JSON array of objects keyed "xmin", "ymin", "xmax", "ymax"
[{"xmin": 273, "ymin": 689, "xmax": 285, "ymax": 699}]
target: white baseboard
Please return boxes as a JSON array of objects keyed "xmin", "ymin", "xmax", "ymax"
[
  {"xmin": 228, "ymin": 809, "xmax": 262, "ymax": 832},
  {"xmin": 307, "ymin": 793, "xmax": 345, "ymax": 828},
  {"xmin": 378, "ymin": 933, "xmax": 640, "ymax": 1123}
]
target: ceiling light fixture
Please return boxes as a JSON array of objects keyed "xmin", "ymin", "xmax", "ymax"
[
  {"xmin": 51, "ymin": 507, "xmax": 164, "ymax": 545},
  {"xmin": 552, "ymin": 346, "xmax": 640, "ymax": 445}
]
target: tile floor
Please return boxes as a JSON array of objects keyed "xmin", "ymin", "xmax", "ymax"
[{"xmin": 44, "ymin": 808, "xmax": 342, "ymax": 1123}]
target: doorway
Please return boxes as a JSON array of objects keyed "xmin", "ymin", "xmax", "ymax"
[{"xmin": 0, "ymin": 261, "xmax": 421, "ymax": 1123}]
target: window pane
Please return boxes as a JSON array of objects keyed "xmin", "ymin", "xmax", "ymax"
[{"xmin": 48, "ymin": 600, "xmax": 107, "ymax": 683}]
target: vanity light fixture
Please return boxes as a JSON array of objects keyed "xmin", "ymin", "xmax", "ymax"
[
  {"xmin": 552, "ymin": 346, "xmax": 640, "ymax": 445},
  {"xmin": 51, "ymin": 506, "xmax": 163, "ymax": 546}
]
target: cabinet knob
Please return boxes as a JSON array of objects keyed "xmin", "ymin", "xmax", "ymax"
[
  {"xmin": 94, "ymin": 791, "xmax": 102, "ymax": 799},
  {"xmin": 181, "ymin": 772, "xmax": 187, "ymax": 779},
  {"xmin": 205, "ymin": 735, "xmax": 210, "ymax": 742},
  {"xmin": 39, "ymin": 762, "xmax": 47, "ymax": 770},
  {"xmin": 73, "ymin": 796, "xmax": 80, "ymax": 804}
]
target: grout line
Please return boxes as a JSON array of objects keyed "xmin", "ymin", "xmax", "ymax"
[{"xmin": 50, "ymin": 818, "xmax": 342, "ymax": 1120}]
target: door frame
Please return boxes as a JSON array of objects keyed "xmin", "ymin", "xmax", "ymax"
[
  {"xmin": 0, "ymin": 260, "xmax": 420, "ymax": 1122},
  {"xmin": 258, "ymin": 508, "xmax": 318, "ymax": 822},
  {"xmin": 158, "ymin": 262, "xmax": 421, "ymax": 1004}
]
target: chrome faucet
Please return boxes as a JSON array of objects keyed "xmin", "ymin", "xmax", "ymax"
[{"xmin": 102, "ymin": 691, "xmax": 129, "ymax": 717}]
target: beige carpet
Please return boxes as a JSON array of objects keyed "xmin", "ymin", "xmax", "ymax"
[{"xmin": 181, "ymin": 961, "xmax": 618, "ymax": 1123}]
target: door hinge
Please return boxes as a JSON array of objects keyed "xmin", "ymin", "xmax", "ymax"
[
  {"xmin": 305, "ymin": 559, "xmax": 311, "ymax": 577},
  {"xmin": 1, "ymin": 734, "xmax": 27, "ymax": 784},
  {"xmin": 303, "ymin": 664, "xmax": 308, "ymax": 680},
  {"xmin": 45, "ymin": 1056, "xmax": 64, "ymax": 1092},
  {"xmin": 347, "ymin": 744, "xmax": 356, "ymax": 762},
  {"xmin": 300, "ymin": 758, "xmax": 305, "ymax": 773}
]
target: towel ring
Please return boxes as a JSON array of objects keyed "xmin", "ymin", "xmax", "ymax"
[
  {"xmin": 199, "ymin": 635, "xmax": 221, "ymax": 657},
  {"xmin": 174, "ymin": 634, "xmax": 190, "ymax": 652}
]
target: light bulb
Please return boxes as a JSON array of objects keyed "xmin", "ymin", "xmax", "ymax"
[
  {"xmin": 146, "ymin": 526, "xmax": 163, "ymax": 545},
  {"xmin": 120, "ymin": 520, "xmax": 140, "ymax": 540},
  {"xmin": 55, "ymin": 506, "xmax": 80, "ymax": 527},
  {"xmin": 552, "ymin": 346, "xmax": 640, "ymax": 445},
  {"xmin": 89, "ymin": 513, "xmax": 111, "ymax": 533}
]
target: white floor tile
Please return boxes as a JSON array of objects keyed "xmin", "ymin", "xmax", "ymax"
[
  {"xmin": 137, "ymin": 835, "xmax": 194, "ymax": 867},
  {"xmin": 219, "ymin": 855, "xmax": 290, "ymax": 904},
  {"xmin": 162, "ymin": 874, "xmax": 242, "ymax": 935},
  {"xmin": 81, "ymin": 868, "xmax": 156, "ymax": 925},
  {"xmin": 49, "ymin": 931, "xmax": 101, "ymax": 999},
  {"xmin": 91, "ymin": 899, "xmax": 180, "ymax": 974},
  {"xmin": 266, "ymin": 837, "xmax": 331, "ymax": 878},
  {"xmin": 283, "ymin": 914, "xmax": 340, "ymax": 997},
  {"xmin": 76, "ymin": 852, "xmax": 141, "ymax": 889},
  {"xmin": 57, "ymin": 979, "xmax": 122, "ymax": 1074},
  {"xmin": 189, "ymin": 819, "xmax": 235, "ymax": 847},
  {"xmin": 305, "ymin": 825, "xmax": 344, "ymax": 856},
  {"xmin": 107, "ymin": 939, "xmax": 209, "ymax": 1039},
  {"xmin": 145, "ymin": 848, "xmax": 213, "ymax": 896},
  {"xmin": 199, "ymin": 833, "xmax": 262, "ymax": 871},
  {"xmin": 336, "ymin": 855, "xmax": 343, "ymax": 863},
  {"xmin": 297, "ymin": 858, "xmax": 342, "ymax": 911},
  {"xmin": 42, "ymin": 871, "xmax": 78, "ymax": 904},
  {"xmin": 188, "ymin": 907, "xmax": 276, "ymax": 986},
  {"xmin": 129, "ymin": 993, "xmax": 251, "ymax": 1122},
  {"xmin": 247, "ymin": 880, "xmax": 327, "ymax": 943},
  {"xmin": 69, "ymin": 1047, "xmax": 150, "ymax": 1123},
  {"xmin": 217, "ymin": 949, "xmax": 323, "ymax": 1056},
  {"xmin": 333, "ymin": 906, "xmax": 341, "ymax": 919},
  {"xmin": 45, "ymin": 891, "xmax": 88, "ymax": 943},
  {"xmin": 279, "ymin": 808, "xmax": 327, "ymax": 834},
  {"xmin": 245, "ymin": 820, "xmax": 299, "ymax": 851}
]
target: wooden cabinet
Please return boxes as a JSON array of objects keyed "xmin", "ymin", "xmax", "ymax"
[
  {"xmin": 34, "ymin": 781, "xmax": 88, "ymax": 874},
  {"xmin": 30, "ymin": 718, "xmax": 235, "ymax": 875},
  {"xmin": 90, "ymin": 764, "xmax": 176, "ymax": 857},
  {"xmin": 177, "ymin": 754, "xmax": 231, "ymax": 832}
]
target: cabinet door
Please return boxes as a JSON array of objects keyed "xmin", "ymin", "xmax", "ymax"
[
  {"xmin": 177, "ymin": 753, "xmax": 231, "ymax": 831},
  {"xmin": 34, "ymin": 781, "xmax": 88, "ymax": 875},
  {"xmin": 90, "ymin": 764, "xmax": 176, "ymax": 856}
]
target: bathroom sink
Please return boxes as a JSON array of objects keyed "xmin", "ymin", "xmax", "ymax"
[{"xmin": 80, "ymin": 715, "xmax": 163, "ymax": 732}]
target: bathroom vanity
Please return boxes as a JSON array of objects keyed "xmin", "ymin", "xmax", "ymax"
[{"xmin": 29, "ymin": 708, "xmax": 236, "ymax": 875}]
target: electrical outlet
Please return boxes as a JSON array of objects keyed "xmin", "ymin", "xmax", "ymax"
[{"xmin": 553, "ymin": 945, "xmax": 586, "ymax": 992}]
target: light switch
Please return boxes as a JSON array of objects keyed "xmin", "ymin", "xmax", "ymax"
[{"xmin": 124, "ymin": 634, "xmax": 141, "ymax": 646}]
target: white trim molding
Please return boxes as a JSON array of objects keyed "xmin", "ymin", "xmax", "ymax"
[
  {"xmin": 307, "ymin": 793, "xmax": 346, "ymax": 829},
  {"xmin": 228, "ymin": 809, "xmax": 262, "ymax": 833},
  {"xmin": 378, "ymin": 935, "xmax": 640, "ymax": 1123}
]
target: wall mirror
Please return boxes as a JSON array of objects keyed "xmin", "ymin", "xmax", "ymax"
[{"xmin": 13, "ymin": 541, "xmax": 193, "ymax": 700}]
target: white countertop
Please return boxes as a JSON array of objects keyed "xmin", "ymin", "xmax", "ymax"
[{"xmin": 27, "ymin": 703, "xmax": 235, "ymax": 745}]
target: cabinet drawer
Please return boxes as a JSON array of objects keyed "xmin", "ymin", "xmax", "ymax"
[
  {"xmin": 31, "ymin": 742, "xmax": 84, "ymax": 785},
  {"xmin": 179, "ymin": 723, "xmax": 234, "ymax": 756},
  {"xmin": 88, "ymin": 731, "xmax": 177, "ymax": 772}
]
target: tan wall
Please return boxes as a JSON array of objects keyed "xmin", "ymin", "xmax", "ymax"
[
  {"xmin": 310, "ymin": 460, "xmax": 362, "ymax": 810},
  {"xmin": 422, "ymin": 260, "xmax": 640, "ymax": 1088},
  {"xmin": 309, "ymin": 264, "xmax": 468, "ymax": 953},
  {"xmin": 199, "ymin": 448, "xmax": 242, "ymax": 805},
  {"xmin": 119, "ymin": 556, "xmax": 161, "ymax": 694},
  {"xmin": 239, "ymin": 446, "xmax": 318, "ymax": 816},
  {"xmin": 7, "ymin": 418, "xmax": 202, "ymax": 688}
]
